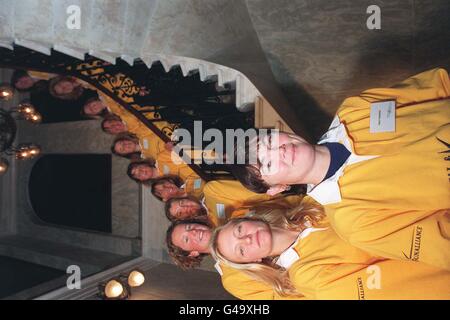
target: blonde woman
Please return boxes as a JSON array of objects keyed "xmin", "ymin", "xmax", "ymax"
[
  {"xmin": 165, "ymin": 217, "xmax": 305, "ymax": 300},
  {"xmin": 210, "ymin": 200, "xmax": 450, "ymax": 300}
]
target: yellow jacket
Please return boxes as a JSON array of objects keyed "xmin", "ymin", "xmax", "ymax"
[
  {"xmin": 182, "ymin": 177, "xmax": 205, "ymax": 200},
  {"xmin": 217, "ymin": 263, "xmax": 306, "ymax": 300},
  {"xmin": 138, "ymin": 131, "xmax": 166, "ymax": 160},
  {"xmin": 287, "ymin": 221, "xmax": 450, "ymax": 299},
  {"xmin": 203, "ymin": 180, "xmax": 305, "ymax": 226},
  {"xmin": 155, "ymin": 149, "xmax": 201, "ymax": 180},
  {"xmin": 308, "ymin": 68, "xmax": 450, "ymax": 270},
  {"xmin": 98, "ymin": 92, "xmax": 170, "ymax": 160}
]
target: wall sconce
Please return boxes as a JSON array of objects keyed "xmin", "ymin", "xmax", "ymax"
[
  {"xmin": 98, "ymin": 277, "xmax": 131, "ymax": 300},
  {"xmin": 0, "ymin": 83, "xmax": 14, "ymax": 101},
  {"xmin": 98, "ymin": 269, "xmax": 145, "ymax": 300},
  {"xmin": 0, "ymin": 158, "xmax": 9, "ymax": 175},
  {"xmin": 127, "ymin": 270, "xmax": 145, "ymax": 287},
  {"xmin": 14, "ymin": 144, "xmax": 41, "ymax": 160},
  {"xmin": 16, "ymin": 101, "xmax": 42, "ymax": 124},
  {"xmin": 1, "ymin": 100, "xmax": 42, "ymax": 176}
]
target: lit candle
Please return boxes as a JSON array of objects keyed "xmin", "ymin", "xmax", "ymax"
[
  {"xmin": 128, "ymin": 271, "xmax": 145, "ymax": 287},
  {"xmin": 0, "ymin": 85, "xmax": 13, "ymax": 100},
  {"xmin": 104, "ymin": 280, "xmax": 124, "ymax": 298}
]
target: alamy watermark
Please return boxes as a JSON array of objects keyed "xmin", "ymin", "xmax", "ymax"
[
  {"xmin": 171, "ymin": 122, "xmax": 280, "ymax": 169},
  {"xmin": 366, "ymin": 5, "xmax": 381, "ymax": 30},
  {"xmin": 66, "ymin": 265, "xmax": 81, "ymax": 290},
  {"xmin": 66, "ymin": 5, "xmax": 81, "ymax": 30}
]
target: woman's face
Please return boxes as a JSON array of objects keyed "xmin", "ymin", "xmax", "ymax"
[
  {"xmin": 256, "ymin": 132, "xmax": 315, "ymax": 186},
  {"xmin": 114, "ymin": 140, "xmax": 138, "ymax": 155},
  {"xmin": 54, "ymin": 79, "xmax": 78, "ymax": 95},
  {"xmin": 15, "ymin": 76, "xmax": 35, "ymax": 90},
  {"xmin": 217, "ymin": 219, "xmax": 272, "ymax": 263},
  {"xmin": 131, "ymin": 164, "xmax": 156, "ymax": 181},
  {"xmin": 171, "ymin": 223, "xmax": 211, "ymax": 254},
  {"xmin": 84, "ymin": 100, "xmax": 107, "ymax": 115},
  {"xmin": 104, "ymin": 120, "xmax": 127, "ymax": 134},
  {"xmin": 169, "ymin": 199, "xmax": 203, "ymax": 220},
  {"xmin": 155, "ymin": 181, "xmax": 182, "ymax": 201}
]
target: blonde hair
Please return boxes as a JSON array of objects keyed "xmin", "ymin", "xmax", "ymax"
[{"xmin": 210, "ymin": 199, "xmax": 325, "ymax": 297}]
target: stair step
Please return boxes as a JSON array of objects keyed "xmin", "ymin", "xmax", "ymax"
[
  {"xmin": 53, "ymin": 44, "xmax": 86, "ymax": 61},
  {"xmin": 88, "ymin": 0, "xmax": 127, "ymax": 60},
  {"xmin": 14, "ymin": 0, "xmax": 55, "ymax": 45},
  {"xmin": 5, "ymin": 0, "xmax": 262, "ymax": 112},
  {"xmin": 0, "ymin": 235, "xmax": 132, "ymax": 274},
  {"xmin": 121, "ymin": 0, "xmax": 158, "ymax": 61},
  {"xmin": 0, "ymin": 0, "xmax": 15, "ymax": 41},
  {"xmin": 52, "ymin": 0, "xmax": 92, "ymax": 54}
]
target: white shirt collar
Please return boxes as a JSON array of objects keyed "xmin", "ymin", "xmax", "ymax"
[
  {"xmin": 306, "ymin": 115, "xmax": 378, "ymax": 205},
  {"xmin": 200, "ymin": 197, "xmax": 208, "ymax": 212},
  {"xmin": 276, "ymin": 225, "xmax": 328, "ymax": 269}
]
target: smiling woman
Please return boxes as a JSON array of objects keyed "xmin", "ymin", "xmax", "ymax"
[
  {"xmin": 165, "ymin": 196, "xmax": 207, "ymax": 221},
  {"xmin": 166, "ymin": 219, "xmax": 213, "ymax": 270},
  {"xmin": 111, "ymin": 133, "xmax": 141, "ymax": 159},
  {"xmin": 216, "ymin": 219, "xmax": 275, "ymax": 264},
  {"xmin": 210, "ymin": 203, "xmax": 450, "ymax": 299}
]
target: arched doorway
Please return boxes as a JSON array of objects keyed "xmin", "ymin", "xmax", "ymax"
[{"xmin": 29, "ymin": 154, "xmax": 112, "ymax": 232}]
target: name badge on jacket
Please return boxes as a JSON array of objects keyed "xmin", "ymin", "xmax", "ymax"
[
  {"xmin": 370, "ymin": 100, "xmax": 396, "ymax": 133},
  {"xmin": 216, "ymin": 203, "xmax": 226, "ymax": 219},
  {"xmin": 142, "ymin": 139, "xmax": 149, "ymax": 149},
  {"xmin": 193, "ymin": 179, "xmax": 202, "ymax": 190}
]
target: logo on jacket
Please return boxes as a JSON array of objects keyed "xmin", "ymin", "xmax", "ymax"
[
  {"xmin": 436, "ymin": 137, "xmax": 450, "ymax": 181},
  {"xmin": 356, "ymin": 277, "xmax": 365, "ymax": 300},
  {"xmin": 402, "ymin": 226, "xmax": 423, "ymax": 262}
]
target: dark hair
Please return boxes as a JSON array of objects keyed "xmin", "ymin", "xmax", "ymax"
[
  {"xmin": 49, "ymin": 76, "xmax": 84, "ymax": 100},
  {"xmin": 230, "ymin": 164, "xmax": 272, "ymax": 194},
  {"xmin": 227, "ymin": 130, "xmax": 272, "ymax": 193},
  {"xmin": 81, "ymin": 96, "xmax": 110, "ymax": 119},
  {"xmin": 10, "ymin": 70, "xmax": 31, "ymax": 92},
  {"xmin": 150, "ymin": 175, "xmax": 184, "ymax": 201},
  {"xmin": 111, "ymin": 133, "xmax": 141, "ymax": 159},
  {"xmin": 166, "ymin": 218, "xmax": 212, "ymax": 270},
  {"xmin": 11, "ymin": 70, "xmax": 49, "ymax": 93},
  {"xmin": 164, "ymin": 196, "xmax": 207, "ymax": 222},
  {"xmin": 101, "ymin": 114, "xmax": 126, "ymax": 134},
  {"xmin": 229, "ymin": 131, "xmax": 307, "ymax": 195},
  {"xmin": 126, "ymin": 158, "xmax": 156, "ymax": 183}
]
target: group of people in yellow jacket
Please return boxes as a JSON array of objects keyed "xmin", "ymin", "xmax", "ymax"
[
  {"xmin": 14, "ymin": 67, "xmax": 449, "ymax": 299},
  {"xmin": 165, "ymin": 68, "xmax": 450, "ymax": 300}
]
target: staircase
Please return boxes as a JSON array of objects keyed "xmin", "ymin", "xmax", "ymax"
[
  {"xmin": 0, "ymin": 235, "xmax": 133, "ymax": 275},
  {"xmin": 0, "ymin": 0, "xmax": 304, "ymax": 134}
]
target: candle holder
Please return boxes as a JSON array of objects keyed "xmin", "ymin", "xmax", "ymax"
[
  {"xmin": 98, "ymin": 277, "xmax": 131, "ymax": 300},
  {"xmin": 14, "ymin": 144, "xmax": 41, "ymax": 160},
  {"xmin": 0, "ymin": 157, "xmax": 9, "ymax": 175},
  {"xmin": 97, "ymin": 269, "xmax": 145, "ymax": 300},
  {"xmin": 14, "ymin": 101, "xmax": 42, "ymax": 124},
  {"xmin": 1, "ymin": 99, "xmax": 42, "ymax": 176},
  {"xmin": 0, "ymin": 83, "xmax": 14, "ymax": 101},
  {"xmin": 121, "ymin": 269, "xmax": 145, "ymax": 288}
]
